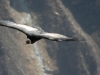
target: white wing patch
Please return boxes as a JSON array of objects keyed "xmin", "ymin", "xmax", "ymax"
[
  {"xmin": 43, "ymin": 33, "xmax": 67, "ymax": 38},
  {"xmin": 17, "ymin": 24, "xmax": 38, "ymax": 31},
  {"xmin": 3, "ymin": 21, "xmax": 38, "ymax": 31}
]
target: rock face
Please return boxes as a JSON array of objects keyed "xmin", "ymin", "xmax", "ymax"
[{"xmin": 0, "ymin": 0, "xmax": 100, "ymax": 75}]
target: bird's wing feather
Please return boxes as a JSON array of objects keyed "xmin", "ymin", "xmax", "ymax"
[
  {"xmin": 0, "ymin": 20, "xmax": 38, "ymax": 35},
  {"xmin": 39, "ymin": 33, "xmax": 78, "ymax": 41}
]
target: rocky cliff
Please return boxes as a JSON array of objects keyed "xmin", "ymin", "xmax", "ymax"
[{"xmin": 0, "ymin": 0, "xmax": 100, "ymax": 75}]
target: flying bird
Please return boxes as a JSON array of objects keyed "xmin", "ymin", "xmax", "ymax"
[{"xmin": 0, "ymin": 20, "xmax": 79, "ymax": 44}]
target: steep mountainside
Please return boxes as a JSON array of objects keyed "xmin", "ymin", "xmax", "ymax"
[{"xmin": 0, "ymin": 0, "xmax": 100, "ymax": 75}]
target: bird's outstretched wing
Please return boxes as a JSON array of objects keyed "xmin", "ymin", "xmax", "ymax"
[
  {"xmin": 39, "ymin": 33, "xmax": 78, "ymax": 41},
  {"xmin": 0, "ymin": 20, "xmax": 38, "ymax": 35}
]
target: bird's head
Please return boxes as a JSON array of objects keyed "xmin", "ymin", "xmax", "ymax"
[{"xmin": 26, "ymin": 39, "xmax": 31, "ymax": 44}]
